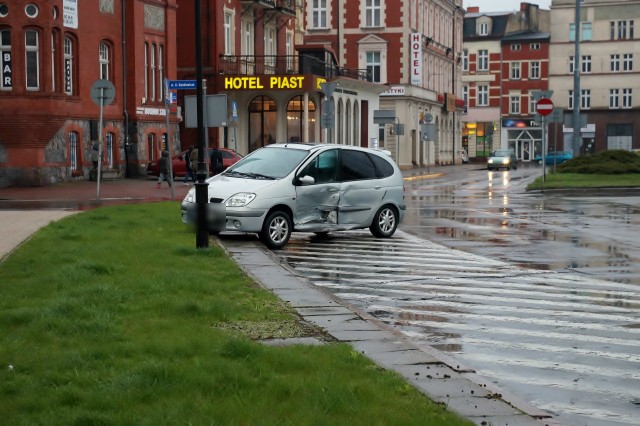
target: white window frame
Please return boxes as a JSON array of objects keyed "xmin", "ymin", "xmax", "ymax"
[
  {"xmin": 569, "ymin": 55, "xmax": 575, "ymax": 74},
  {"xmin": 530, "ymin": 43, "xmax": 540, "ymax": 50},
  {"xmin": 0, "ymin": 29, "xmax": 11, "ymax": 90},
  {"xmin": 611, "ymin": 54, "xmax": 620, "ymax": 72},
  {"xmin": 312, "ymin": 0, "xmax": 327, "ymax": 29},
  {"xmin": 581, "ymin": 55, "xmax": 591, "ymax": 73},
  {"xmin": 242, "ymin": 19, "xmax": 254, "ymax": 56},
  {"xmin": 529, "ymin": 93, "xmax": 536, "ymax": 114},
  {"xmin": 144, "ymin": 42, "xmax": 148, "ymax": 102},
  {"xmin": 479, "ymin": 22, "xmax": 488, "ymax": 36},
  {"xmin": 264, "ymin": 25, "xmax": 276, "ymax": 70},
  {"xmin": 609, "ymin": 89, "xmax": 619, "ymax": 109},
  {"xmin": 158, "ymin": 45, "xmax": 163, "ymax": 101},
  {"xmin": 477, "ymin": 85, "xmax": 488, "ymax": 106},
  {"xmin": 99, "ymin": 42, "xmax": 109, "ymax": 80},
  {"xmin": 623, "ymin": 53, "xmax": 633, "ymax": 71},
  {"xmin": 582, "ymin": 22, "xmax": 592, "ymax": 41},
  {"xmin": 510, "ymin": 43, "xmax": 521, "ymax": 51},
  {"xmin": 510, "ymin": 95, "xmax": 520, "ymax": 114},
  {"xmin": 622, "ymin": 88, "xmax": 632, "ymax": 108},
  {"xmin": 568, "ymin": 90, "xmax": 574, "ymax": 110},
  {"xmin": 510, "ymin": 62, "xmax": 521, "ymax": 80},
  {"xmin": 365, "ymin": 0, "xmax": 381, "ymax": 28},
  {"xmin": 25, "ymin": 29, "xmax": 39, "ymax": 90},
  {"xmin": 529, "ymin": 61, "xmax": 540, "ymax": 79},
  {"xmin": 64, "ymin": 36, "xmax": 73, "ymax": 95},
  {"xmin": 285, "ymin": 31, "xmax": 294, "ymax": 72},
  {"xmin": 224, "ymin": 11, "xmax": 233, "ymax": 55},
  {"xmin": 106, "ymin": 132, "xmax": 115, "ymax": 169},
  {"xmin": 366, "ymin": 51, "xmax": 381, "ymax": 83},
  {"xmin": 581, "ymin": 89, "xmax": 591, "ymax": 109},
  {"xmin": 69, "ymin": 131, "xmax": 78, "ymax": 171},
  {"xmin": 50, "ymin": 32, "xmax": 55, "ymax": 91},
  {"xmin": 462, "ymin": 49, "xmax": 468, "ymax": 71},
  {"xmin": 150, "ymin": 43, "xmax": 156, "ymax": 101},
  {"xmin": 478, "ymin": 49, "xmax": 488, "ymax": 71}
]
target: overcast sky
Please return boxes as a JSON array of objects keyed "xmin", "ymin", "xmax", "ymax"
[{"xmin": 463, "ymin": 0, "xmax": 551, "ymax": 13}]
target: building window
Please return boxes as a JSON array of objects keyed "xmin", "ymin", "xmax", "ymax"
[
  {"xmin": 0, "ymin": 4, "xmax": 8, "ymax": 17},
  {"xmin": 242, "ymin": 20, "xmax": 253, "ymax": 56},
  {"xmin": 462, "ymin": 85, "xmax": 468, "ymax": 111},
  {"xmin": 264, "ymin": 26, "xmax": 276, "ymax": 71},
  {"xmin": 622, "ymin": 88, "xmax": 632, "ymax": 108},
  {"xmin": 64, "ymin": 36, "xmax": 73, "ymax": 95},
  {"xmin": 479, "ymin": 22, "xmax": 488, "ymax": 36},
  {"xmin": 510, "ymin": 43, "xmax": 521, "ymax": 51},
  {"xmin": 462, "ymin": 49, "xmax": 468, "ymax": 71},
  {"xmin": 105, "ymin": 132, "xmax": 115, "ymax": 169},
  {"xmin": 581, "ymin": 55, "xmax": 591, "ymax": 73},
  {"xmin": 510, "ymin": 62, "xmax": 520, "ymax": 80},
  {"xmin": 157, "ymin": 45, "xmax": 163, "ymax": 100},
  {"xmin": 249, "ymin": 96, "xmax": 277, "ymax": 152},
  {"xmin": 25, "ymin": 3, "xmax": 38, "ymax": 18},
  {"xmin": 69, "ymin": 131, "xmax": 79, "ymax": 171},
  {"xmin": 623, "ymin": 53, "xmax": 633, "ymax": 71},
  {"xmin": 619, "ymin": 20, "xmax": 627, "ymax": 39},
  {"xmin": 150, "ymin": 43, "xmax": 156, "ymax": 101},
  {"xmin": 144, "ymin": 43, "xmax": 148, "ymax": 101},
  {"xmin": 569, "ymin": 55, "xmax": 575, "ymax": 74},
  {"xmin": 582, "ymin": 22, "xmax": 592, "ymax": 41},
  {"xmin": 569, "ymin": 23, "xmax": 576, "ymax": 41},
  {"xmin": 99, "ymin": 42, "xmax": 109, "ymax": 80},
  {"xmin": 611, "ymin": 20, "xmax": 635, "ymax": 40},
  {"xmin": 609, "ymin": 89, "xmax": 619, "ymax": 109},
  {"xmin": 510, "ymin": 95, "xmax": 520, "ymax": 114},
  {"xmin": 581, "ymin": 89, "xmax": 591, "ymax": 109},
  {"xmin": 286, "ymin": 96, "xmax": 316, "ymax": 143},
  {"xmin": 0, "ymin": 29, "xmax": 11, "ymax": 90},
  {"xmin": 477, "ymin": 85, "xmax": 488, "ymax": 106},
  {"xmin": 366, "ymin": 51, "xmax": 381, "ymax": 83},
  {"xmin": 50, "ymin": 30, "xmax": 59, "ymax": 91},
  {"xmin": 530, "ymin": 61, "xmax": 540, "ymax": 79},
  {"xmin": 529, "ymin": 93, "xmax": 536, "ymax": 114},
  {"xmin": 25, "ymin": 29, "xmax": 39, "ymax": 90},
  {"xmin": 312, "ymin": 0, "xmax": 327, "ymax": 29},
  {"xmin": 224, "ymin": 12, "xmax": 233, "ymax": 55},
  {"xmin": 530, "ymin": 43, "xmax": 540, "ymax": 50},
  {"xmin": 568, "ymin": 90, "xmax": 574, "ymax": 110},
  {"xmin": 286, "ymin": 31, "xmax": 293, "ymax": 71},
  {"xmin": 611, "ymin": 54, "xmax": 620, "ymax": 71},
  {"xmin": 147, "ymin": 133, "xmax": 157, "ymax": 162},
  {"xmin": 365, "ymin": 0, "xmax": 381, "ymax": 27},
  {"xmin": 477, "ymin": 49, "xmax": 488, "ymax": 71}
]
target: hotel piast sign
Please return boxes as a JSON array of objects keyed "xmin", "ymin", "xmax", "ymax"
[{"xmin": 218, "ymin": 74, "xmax": 316, "ymax": 92}]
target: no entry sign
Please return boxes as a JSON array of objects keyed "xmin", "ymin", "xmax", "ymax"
[{"xmin": 536, "ymin": 97, "xmax": 554, "ymax": 116}]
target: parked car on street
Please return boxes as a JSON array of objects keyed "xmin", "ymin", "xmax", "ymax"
[
  {"xmin": 181, "ymin": 143, "xmax": 406, "ymax": 249},
  {"xmin": 544, "ymin": 151, "xmax": 573, "ymax": 165},
  {"xmin": 146, "ymin": 148, "xmax": 242, "ymax": 177},
  {"xmin": 487, "ymin": 149, "xmax": 518, "ymax": 171}
]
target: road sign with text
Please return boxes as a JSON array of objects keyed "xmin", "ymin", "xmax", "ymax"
[{"xmin": 536, "ymin": 98, "xmax": 554, "ymax": 116}]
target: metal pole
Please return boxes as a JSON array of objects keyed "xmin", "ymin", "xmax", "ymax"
[
  {"xmin": 451, "ymin": 5, "xmax": 457, "ymax": 165},
  {"xmin": 164, "ymin": 96, "xmax": 174, "ymax": 200},
  {"xmin": 542, "ymin": 115, "xmax": 546, "ymax": 182},
  {"xmin": 572, "ymin": 0, "xmax": 581, "ymax": 155},
  {"xmin": 97, "ymin": 88, "xmax": 104, "ymax": 202},
  {"xmin": 194, "ymin": 0, "xmax": 209, "ymax": 249}
]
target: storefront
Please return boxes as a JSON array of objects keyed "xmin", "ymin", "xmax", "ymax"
[{"xmin": 501, "ymin": 118, "xmax": 542, "ymax": 162}]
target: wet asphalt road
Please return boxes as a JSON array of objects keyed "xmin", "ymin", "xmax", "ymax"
[{"xmin": 276, "ymin": 163, "xmax": 640, "ymax": 426}]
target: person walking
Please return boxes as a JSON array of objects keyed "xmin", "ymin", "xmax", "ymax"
[
  {"xmin": 183, "ymin": 146, "xmax": 196, "ymax": 184},
  {"xmin": 189, "ymin": 146, "xmax": 199, "ymax": 179},
  {"xmin": 156, "ymin": 150, "xmax": 172, "ymax": 188},
  {"xmin": 210, "ymin": 146, "xmax": 224, "ymax": 176}
]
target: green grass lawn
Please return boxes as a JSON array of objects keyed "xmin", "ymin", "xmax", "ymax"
[
  {"xmin": 0, "ymin": 203, "xmax": 470, "ymax": 425},
  {"xmin": 527, "ymin": 172, "xmax": 640, "ymax": 190}
]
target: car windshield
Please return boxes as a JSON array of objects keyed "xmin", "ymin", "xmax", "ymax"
[
  {"xmin": 493, "ymin": 150, "xmax": 512, "ymax": 157},
  {"xmin": 224, "ymin": 147, "xmax": 309, "ymax": 179}
]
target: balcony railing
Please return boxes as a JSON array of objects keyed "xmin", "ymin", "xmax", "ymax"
[{"xmin": 218, "ymin": 54, "xmax": 372, "ymax": 82}]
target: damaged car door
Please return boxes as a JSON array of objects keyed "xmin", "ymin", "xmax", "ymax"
[
  {"xmin": 337, "ymin": 149, "xmax": 383, "ymax": 228},
  {"xmin": 294, "ymin": 149, "xmax": 340, "ymax": 231}
]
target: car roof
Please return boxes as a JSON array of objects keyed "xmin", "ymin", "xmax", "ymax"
[{"xmin": 264, "ymin": 142, "xmax": 392, "ymax": 157}]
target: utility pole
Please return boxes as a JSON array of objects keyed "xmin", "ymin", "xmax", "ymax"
[{"xmin": 572, "ymin": 0, "xmax": 582, "ymax": 155}]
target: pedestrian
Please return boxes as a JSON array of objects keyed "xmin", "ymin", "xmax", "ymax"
[
  {"xmin": 210, "ymin": 146, "xmax": 224, "ymax": 176},
  {"xmin": 156, "ymin": 150, "xmax": 172, "ymax": 188},
  {"xmin": 183, "ymin": 146, "xmax": 196, "ymax": 184},
  {"xmin": 91, "ymin": 142, "xmax": 100, "ymax": 170}
]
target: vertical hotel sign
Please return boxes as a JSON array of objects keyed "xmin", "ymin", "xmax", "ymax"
[
  {"xmin": 63, "ymin": 0, "xmax": 78, "ymax": 29},
  {"xmin": 410, "ymin": 33, "xmax": 422, "ymax": 86}
]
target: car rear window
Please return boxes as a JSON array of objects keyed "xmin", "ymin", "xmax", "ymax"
[
  {"xmin": 340, "ymin": 150, "xmax": 377, "ymax": 181},
  {"xmin": 368, "ymin": 153, "xmax": 395, "ymax": 178}
]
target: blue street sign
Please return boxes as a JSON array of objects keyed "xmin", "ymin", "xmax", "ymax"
[{"xmin": 168, "ymin": 80, "xmax": 197, "ymax": 90}]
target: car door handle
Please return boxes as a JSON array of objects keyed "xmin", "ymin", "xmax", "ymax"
[
  {"xmin": 328, "ymin": 188, "xmax": 339, "ymax": 193},
  {"xmin": 374, "ymin": 186, "xmax": 382, "ymax": 190}
]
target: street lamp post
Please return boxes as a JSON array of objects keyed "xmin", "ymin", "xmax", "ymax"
[
  {"xmin": 194, "ymin": 0, "xmax": 209, "ymax": 249},
  {"xmin": 572, "ymin": 0, "xmax": 582, "ymax": 155}
]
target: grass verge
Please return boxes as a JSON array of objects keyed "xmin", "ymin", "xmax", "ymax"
[
  {"xmin": 527, "ymin": 173, "xmax": 640, "ymax": 190},
  {"xmin": 0, "ymin": 202, "xmax": 470, "ymax": 425}
]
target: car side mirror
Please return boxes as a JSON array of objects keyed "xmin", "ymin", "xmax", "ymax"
[{"xmin": 296, "ymin": 175, "xmax": 315, "ymax": 186}]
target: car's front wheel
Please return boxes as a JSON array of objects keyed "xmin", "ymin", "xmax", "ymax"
[
  {"xmin": 369, "ymin": 205, "xmax": 398, "ymax": 238},
  {"xmin": 260, "ymin": 210, "xmax": 292, "ymax": 249}
]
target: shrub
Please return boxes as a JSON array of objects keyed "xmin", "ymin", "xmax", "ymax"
[{"xmin": 557, "ymin": 150, "xmax": 640, "ymax": 174}]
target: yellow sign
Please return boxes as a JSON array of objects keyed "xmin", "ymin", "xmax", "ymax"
[
  {"xmin": 224, "ymin": 75, "xmax": 305, "ymax": 90},
  {"xmin": 316, "ymin": 77, "xmax": 326, "ymax": 90}
]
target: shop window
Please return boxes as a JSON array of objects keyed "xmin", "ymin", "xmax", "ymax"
[
  {"xmin": 249, "ymin": 96, "xmax": 277, "ymax": 152},
  {"xmin": 286, "ymin": 95, "xmax": 316, "ymax": 143}
]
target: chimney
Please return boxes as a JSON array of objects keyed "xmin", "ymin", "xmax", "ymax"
[{"xmin": 467, "ymin": 6, "xmax": 480, "ymax": 13}]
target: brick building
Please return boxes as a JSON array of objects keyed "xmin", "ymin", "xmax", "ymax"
[{"xmin": 0, "ymin": 0, "xmax": 179, "ymax": 187}]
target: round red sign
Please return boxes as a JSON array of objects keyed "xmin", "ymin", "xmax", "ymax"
[{"xmin": 536, "ymin": 97, "xmax": 554, "ymax": 116}]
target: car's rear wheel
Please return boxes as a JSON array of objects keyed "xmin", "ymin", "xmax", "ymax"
[
  {"xmin": 260, "ymin": 210, "xmax": 292, "ymax": 249},
  {"xmin": 369, "ymin": 205, "xmax": 398, "ymax": 238}
]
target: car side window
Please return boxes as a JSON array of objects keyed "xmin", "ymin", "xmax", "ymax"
[
  {"xmin": 367, "ymin": 153, "xmax": 394, "ymax": 178},
  {"xmin": 340, "ymin": 150, "xmax": 377, "ymax": 181},
  {"xmin": 299, "ymin": 149, "xmax": 338, "ymax": 184},
  {"xmin": 221, "ymin": 151, "xmax": 232, "ymax": 159}
]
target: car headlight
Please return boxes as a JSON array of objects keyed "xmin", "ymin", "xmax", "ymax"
[
  {"xmin": 502, "ymin": 159, "xmax": 510, "ymax": 164},
  {"xmin": 488, "ymin": 159, "xmax": 494, "ymax": 164},
  {"xmin": 226, "ymin": 193, "xmax": 256, "ymax": 207},
  {"xmin": 184, "ymin": 188, "xmax": 195, "ymax": 203}
]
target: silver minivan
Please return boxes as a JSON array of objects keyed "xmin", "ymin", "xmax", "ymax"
[{"xmin": 181, "ymin": 143, "xmax": 405, "ymax": 249}]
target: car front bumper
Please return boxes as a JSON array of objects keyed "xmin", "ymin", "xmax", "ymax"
[{"xmin": 181, "ymin": 202, "xmax": 267, "ymax": 233}]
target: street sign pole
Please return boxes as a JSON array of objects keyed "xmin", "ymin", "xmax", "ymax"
[
  {"xmin": 542, "ymin": 114, "xmax": 547, "ymax": 184},
  {"xmin": 164, "ymin": 78, "xmax": 174, "ymax": 200},
  {"xmin": 90, "ymin": 79, "xmax": 115, "ymax": 202},
  {"xmin": 97, "ymin": 88, "xmax": 104, "ymax": 201}
]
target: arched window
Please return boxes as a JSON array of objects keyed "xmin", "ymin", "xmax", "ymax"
[
  {"xmin": 248, "ymin": 96, "xmax": 277, "ymax": 152},
  {"xmin": 99, "ymin": 42, "xmax": 110, "ymax": 80},
  {"xmin": 286, "ymin": 95, "xmax": 316, "ymax": 143},
  {"xmin": 25, "ymin": 29, "xmax": 39, "ymax": 90},
  {"xmin": 63, "ymin": 35, "xmax": 74, "ymax": 95},
  {"xmin": 147, "ymin": 133, "xmax": 157, "ymax": 162}
]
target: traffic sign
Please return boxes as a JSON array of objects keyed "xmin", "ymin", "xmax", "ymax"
[
  {"xmin": 168, "ymin": 80, "xmax": 197, "ymax": 90},
  {"xmin": 536, "ymin": 98, "xmax": 554, "ymax": 116},
  {"xmin": 90, "ymin": 79, "xmax": 115, "ymax": 106}
]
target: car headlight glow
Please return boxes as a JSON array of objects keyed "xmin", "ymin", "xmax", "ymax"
[
  {"xmin": 502, "ymin": 159, "xmax": 510, "ymax": 164},
  {"xmin": 488, "ymin": 159, "xmax": 494, "ymax": 164},
  {"xmin": 226, "ymin": 193, "xmax": 256, "ymax": 207}
]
